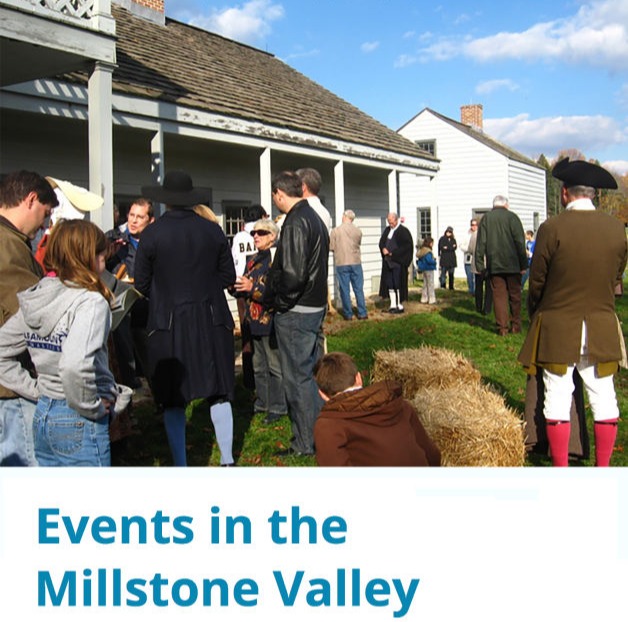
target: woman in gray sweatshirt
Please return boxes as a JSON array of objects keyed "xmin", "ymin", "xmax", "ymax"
[{"xmin": 0, "ymin": 220, "xmax": 129, "ymax": 466}]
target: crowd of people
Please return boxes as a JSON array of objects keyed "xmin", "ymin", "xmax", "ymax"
[{"xmin": 0, "ymin": 158, "xmax": 625, "ymax": 468}]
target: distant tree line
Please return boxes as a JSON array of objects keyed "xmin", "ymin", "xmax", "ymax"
[{"xmin": 537, "ymin": 151, "xmax": 628, "ymax": 224}]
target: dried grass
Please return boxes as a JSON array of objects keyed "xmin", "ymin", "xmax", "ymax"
[
  {"xmin": 412, "ymin": 381, "xmax": 526, "ymax": 466},
  {"xmin": 372, "ymin": 346, "xmax": 481, "ymax": 396}
]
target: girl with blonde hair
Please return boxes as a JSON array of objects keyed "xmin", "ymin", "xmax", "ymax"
[{"xmin": 0, "ymin": 219, "xmax": 129, "ymax": 466}]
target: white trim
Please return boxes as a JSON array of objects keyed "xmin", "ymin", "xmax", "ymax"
[{"xmin": 2, "ymin": 80, "xmax": 440, "ymax": 175}]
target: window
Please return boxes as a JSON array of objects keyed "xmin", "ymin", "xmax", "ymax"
[
  {"xmin": 414, "ymin": 140, "xmax": 436, "ymax": 157},
  {"xmin": 416, "ymin": 207, "xmax": 432, "ymax": 242},
  {"xmin": 472, "ymin": 209, "xmax": 490, "ymax": 221},
  {"xmin": 222, "ymin": 201, "xmax": 252, "ymax": 244}
]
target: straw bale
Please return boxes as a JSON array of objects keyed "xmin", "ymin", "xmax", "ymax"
[
  {"xmin": 372, "ymin": 347, "xmax": 481, "ymax": 397},
  {"xmin": 412, "ymin": 382, "xmax": 526, "ymax": 467}
]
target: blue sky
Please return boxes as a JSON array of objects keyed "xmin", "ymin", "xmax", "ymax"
[{"xmin": 168, "ymin": 0, "xmax": 628, "ymax": 174}]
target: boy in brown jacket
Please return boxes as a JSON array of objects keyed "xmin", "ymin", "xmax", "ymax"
[{"xmin": 313, "ymin": 352, "xmax": 441, "ymax": 467}]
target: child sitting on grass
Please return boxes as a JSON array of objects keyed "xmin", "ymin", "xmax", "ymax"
[{"xmin": 313, "ymin": 352, "xmax": 441, "ymax": 467}]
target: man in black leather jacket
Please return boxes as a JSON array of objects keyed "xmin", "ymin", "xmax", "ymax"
[{"xmin": 264, "ymin": 171, "xmax": 330, "ymax": 456}]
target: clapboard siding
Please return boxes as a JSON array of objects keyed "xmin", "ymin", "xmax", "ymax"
[{"xmin": 398, "ymin": 108, "xmax": 546, "ymax": 278}]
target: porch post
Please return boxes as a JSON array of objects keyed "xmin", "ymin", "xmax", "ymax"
[
  {"xmin": 333, "ymin": 160, "xmax": 345, "ymax": 224},
  {"xmin": 259, "ymin": 147, "xmax": 272, "ymax": 217},
  {"xmin": 88, "ymin": 60, "xmax": 115, "ymax": 231},
  {"xmin": 150, "ymin": 128, "xmax": 165, "ymax": 216},
  {"xmin": 388, "ymin": 169, "xmax": 398, "ymax": 216}
]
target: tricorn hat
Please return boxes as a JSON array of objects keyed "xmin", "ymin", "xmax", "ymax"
[
  {"xmin": 552, "ymin": 158, "xmax": 617, "ymax": 190},
  {"xmin": 141, "ymin": 171, "xmax": 210, "ymax": 207}
]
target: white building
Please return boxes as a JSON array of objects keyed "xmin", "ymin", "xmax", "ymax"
[
  {"xmin": 0, "ymin": 0, "xmax": 440, "ymax": 305},
  {"xmin": 398, "ymin": 105, "xmax": 546, "ymax": 279}
]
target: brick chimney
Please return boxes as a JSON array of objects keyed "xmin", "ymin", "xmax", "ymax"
[
  {"xmin": 114, "ymin": 0, "xmax": 165, "ymax": 24},
  {"xmin": 460, "ymin": 104, "xmax": 483, "ymax": 131},
  {"xmin": 131, "ymin": 0, "xmax": 164, "ymax": 11}
]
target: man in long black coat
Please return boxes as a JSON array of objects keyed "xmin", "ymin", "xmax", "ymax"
[
  {"xmin": 378, "ymin": 213, "xmax": 414, "ymax": 313},
  {"xmin": 135, "ymin": 171, "xmax": 237, "ymax": 467}
]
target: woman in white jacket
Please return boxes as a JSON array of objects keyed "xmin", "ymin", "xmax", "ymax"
[{"xmin": 0, "ymin": 220, "xmax": 129, "ymax": 466}]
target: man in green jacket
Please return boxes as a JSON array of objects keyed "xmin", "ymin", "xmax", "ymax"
[
  {"xmin": 474, "ymin": 195, "xmax": 527, "ymax": 336},
  {"xmin": 0, "ymin": 171, "xmax": 57, "ymax": 466}
]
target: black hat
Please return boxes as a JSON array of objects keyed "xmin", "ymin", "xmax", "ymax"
[
  {"xmin": 552, "ymin": 158, "xmax": 617, "ymax": 190},
  {"xmin": 141, "ymin": 171, "xmax": 210, "ymax": 207}
]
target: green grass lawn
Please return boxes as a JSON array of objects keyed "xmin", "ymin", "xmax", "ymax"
[{"xmin": 113, "ymin": 279, "xmax": 628, "ymax": 467}]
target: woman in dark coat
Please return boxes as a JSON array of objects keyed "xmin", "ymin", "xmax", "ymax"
[
  {"xmin": 437, "ymin": 226, "xmax": 457, "ymax": 289},
  {"xmin": 134, "ymin": 171, "xmax": 237, "ymax": 466}
]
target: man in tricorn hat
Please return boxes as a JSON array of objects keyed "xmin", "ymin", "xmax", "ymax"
[
  {"xmin": 134, "ymin": 171, "xmax": 237, "ymax": 466},
  {"xmin": 518, "ymin": 159, "xmax": 626, "ymax": 466}
]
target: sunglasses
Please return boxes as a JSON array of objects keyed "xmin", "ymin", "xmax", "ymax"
[{"xmin": 252, "ymin": 230, "xmax": 272, "ymax": 236}]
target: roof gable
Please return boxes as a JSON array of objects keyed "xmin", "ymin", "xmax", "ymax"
[{"xmin": 408, "ymin": 107, "xmax": 542, "ymax": 169}]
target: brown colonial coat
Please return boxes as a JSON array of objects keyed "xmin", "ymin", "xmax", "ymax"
[{"xmin": 518, "ymin": 209, "xmax": 627, "ymax": 372}]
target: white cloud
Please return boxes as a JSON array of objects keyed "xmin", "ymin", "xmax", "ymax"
[
  {"xmin": 417, "ymin": 0, "xmax": 628, "ymax": 71},
  {"xmin": 453, "ymin": 13, "xmax": 472, "ymax": 26},
  {"xmin": 283, "ymin": 48, "xmax": 320, "ymax": 62},
  {"xmin": 484, "ymin": 112, "xmax": 628, "ymax": 159},
  {"xmin": 361, "ymin": 41, "xmax": 380, "ymax": 53},
  {"xmin": 187, "ymin": 0, "xmax": 284, "ymax": 45},
  {"xmin": 619, "ymin": 83, "xmax": 628, "ymax": 108},
  {"xmin": 475, "ymin": 79, "xmax": 520, "ymax": 95},
  {"xmin": 394, "ymin": 54, "xmax": 419, "ymax": 68},
  {"xmin": 603, "ymin": 160, "xmax": 628, "ymax": 175}
]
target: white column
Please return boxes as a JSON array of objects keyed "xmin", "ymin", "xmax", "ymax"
[
  {"xmin": 388, "ymin": 169, "xmax": 398, "ymax": 215},
  {"xmin": 88, "ymin": 60, "xmax": 114, "ymax": 231},
  {"xmin": 333, "ymin": 160, "xmax": 345, "ymax": 224},
  {"xmin": 259, "ymin": 147, "xmax": 272, "ymax": 217},
  {"xmin": 150, "ymin": 129, "xmax": 165, "ymax": 216}
]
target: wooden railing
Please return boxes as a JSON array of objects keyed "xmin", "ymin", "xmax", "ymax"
[{"xmin": 1, "ymin": 0, "xmax": 112, "ymax": 23}]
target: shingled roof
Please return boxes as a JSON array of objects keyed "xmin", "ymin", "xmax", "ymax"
[
  {"xmin": 65, "ymin": 6, "xmax": 435, "ymax": 164},
  {"xmin": 410, "ymin": 108, "xmax": 542, "ymax": 169}
]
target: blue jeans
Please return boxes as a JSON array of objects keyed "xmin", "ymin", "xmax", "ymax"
[
  {"xmin": 0, "ymin": 397, "xmax": 37, "ymax": 466},
  {"xmin": 274, "ymin": 309, "xmax": 325, "ymax": 454},
  {"xmin": 336, "ymin": 265, "xmax": 368, "ymax": 319},
  {"xmin": 252, "ymin": 335, "xmax": 288, "ymax": 416},
  {"xmin": 464, "ymin": 263, "xmax": 475, "ymax": 294},
  {"xmin": 33, "ymin": 396, "xmax": 110, "ymax": 467}
]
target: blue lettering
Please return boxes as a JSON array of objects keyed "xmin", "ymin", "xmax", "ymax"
[
  {"xmin": 273, "ymin": 570, "xmax": 304, "ymax": 606},
  {"xmin": 39, "ymin": 508, "xmax": 60, "ymax": 544},
  {"xmin": 38, "ymin": 571, "xmax": 76, "ymax": 606}
]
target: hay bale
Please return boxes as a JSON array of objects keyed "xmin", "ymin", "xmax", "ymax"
[
  {"xmin": 372, "ymin": 347, "xmax": 481, "ymax": 396},
  {"xmin": 412, "ymin": 382, "xmax": 526, "ymax": 466}
]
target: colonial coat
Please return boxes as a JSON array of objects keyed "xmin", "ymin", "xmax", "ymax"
[
  {"xmin": 378, "ymin": 223, "xmax": 413, "ymax": 302},
  {"xmin": 518, "ymin": 209, "xmax": 627, "ymax": 373},
  {"xmin": 134, "ymin": 209, "xmax": 236, "ymax": 407}
]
